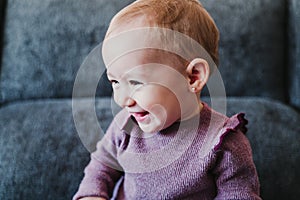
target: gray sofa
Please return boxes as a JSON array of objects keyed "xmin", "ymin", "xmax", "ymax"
[{"xmin": 0, "ymin": 0, "xmax": 299, "ymax": 199}]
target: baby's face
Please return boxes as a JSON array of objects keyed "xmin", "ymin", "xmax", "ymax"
[{"xmin": 105, "ymin": 49, "xmax": 194, "ymax": 133}]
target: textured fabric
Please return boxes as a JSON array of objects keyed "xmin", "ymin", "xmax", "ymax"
[
  {"xmin": 0, "ymin": 0, "xmax": 5, "ymax": 72},
  {"xmin": 0, "ymin": 98, "xmax": 114, "ymax": 200},
  {"xmin": 1, "ymin": 97, "xmax": 299, "ymax": 199},
  {"xmin": 0, "ymin": 0, "xmax": 286, "ymax": 104},
  {"xmin": 202, "ymin": 0, "xmax": 286, "ymax": 101},
  {"xmin": 73, "ymin": 103, "xmax": 261, "ymax": 200},
  {"xmin": 224, "ymin": 97, "xmax": 300, "ymax": 200},
  {"xmin": 289, "ymin": 0, "xmax": 300, "ymax": 110},
  {"xmin": 0, "ymin": 0, "xmax": 134, "ymax": 104}
]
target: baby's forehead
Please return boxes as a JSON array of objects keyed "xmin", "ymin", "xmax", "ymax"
[
  {"xmin": 108, "ymin": 49, "xmax": 185, "ymax": 70},
  {"xmin": 105, "ymin": 49, "xmax": 187, "ymax": 81}
]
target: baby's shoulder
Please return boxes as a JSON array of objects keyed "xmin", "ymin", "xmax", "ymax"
[
  {"xmin": 212, "ymin": 112, "xmax": 249, "ymax": 152},
  {"xmin": 198, "ymin": 104, "xmax": 250, "ymax": 158}
]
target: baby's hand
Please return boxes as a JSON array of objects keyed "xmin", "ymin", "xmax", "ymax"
[{"xmin": 79, "ymin": 198, "xmax": 106, "ymax": 200}]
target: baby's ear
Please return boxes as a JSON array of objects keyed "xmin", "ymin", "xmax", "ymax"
[{"xmin": 185, "ymin": 58, "xmax": 210, "ymax": 93}]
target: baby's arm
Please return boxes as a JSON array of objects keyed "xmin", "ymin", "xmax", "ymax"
[
  {"xmin": 213, "ymin": 130, "xmax": 261, "ymax": 200},
  {"xmin": 73, "ymin": 156, "xmax": 123, "ymax": 200},
  {"xmin": 73, "ymin": 118, "xmax": 124, "ymax": 200}
]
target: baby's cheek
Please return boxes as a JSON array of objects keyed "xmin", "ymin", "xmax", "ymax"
[
  {"xmin": 132, "ymin": 86, "xmax": 155, "ymax": 103},
  {"xmin": 134, "ymin": 93, "xmax": 153, "ymax": 108},
  {"xmin": 112, "ymin": 91, "xmax": 123, "ymax": 107}
]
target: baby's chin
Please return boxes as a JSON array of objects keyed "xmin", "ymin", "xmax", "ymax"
[
  {"xmin": 138, "ymin": 124, "xmax": 160, "ymax": 134},
  {"xmin": 133, "ymin": 110, "xmax": 170, "ymax": 133},
  {"xmin": 137, "ymin": 119, "xmax": 166, "ymax": 134}
]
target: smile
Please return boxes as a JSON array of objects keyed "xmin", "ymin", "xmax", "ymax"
[{"xmin": 131, "ymin": 111, "xmax": 150, "ymax": 122}]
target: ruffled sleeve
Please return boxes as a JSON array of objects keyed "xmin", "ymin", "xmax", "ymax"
[
  {"xmin": 212, "ymin": 113, "xmax": 261, "ymax": 200},
  {"xmin": 213, "ymin": 113, "xmax": 248, "ymax": 151}
]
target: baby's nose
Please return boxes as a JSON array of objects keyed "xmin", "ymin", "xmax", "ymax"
[
  {"xmin": 115, "ymin": 91, "xmax": 136, "ymax": 108},
  {"xmin": 123, "ymin": 97, "xmax": 136, "ymax": 107}
]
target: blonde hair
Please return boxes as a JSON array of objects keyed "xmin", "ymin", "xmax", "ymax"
[{"xmin": 106, "ymin": 0, "xmax": 219, "ymax": 67}]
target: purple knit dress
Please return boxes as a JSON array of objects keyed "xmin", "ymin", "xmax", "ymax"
[{"xmin": 73, "ymin": 103, "xmax": 261, "ymax": 200}]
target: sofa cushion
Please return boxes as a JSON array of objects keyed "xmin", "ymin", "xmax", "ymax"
[
  {"xmin": 0, "ymin": 100, "xmax": 87, "ymax": 200},
  {"xmin": 0, "ymin": 98, "xmax": 115, "ymax": 200},
  {"xmin": 0, "ymin": 97, "xmax": 299, "ymax": 199},
  {"xmin": 289, "ymin": 0, "xmax": 300, "ymax": 110},
  {"xmin": 224, "ymin": 97, "xmax": 300, "ymax": 200},
  {"xmin": 0, "ymin": 0, "xmax": 287, "ymax": 104}
]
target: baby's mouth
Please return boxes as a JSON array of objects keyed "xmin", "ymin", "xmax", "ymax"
[{"xmin": 131, "ymin": 111, "xmax": 150, "ymax": 123}]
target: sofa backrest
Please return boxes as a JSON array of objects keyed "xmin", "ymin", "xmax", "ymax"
[
  {"xmin": 204, "ymin": 0, "xmax": 287, "ymax": 102},
  {"xmin": 0, "ymin": 0, "xmax": 134, "ymax": 104},
  {"xmin": 289, "ymin": 0, "xmax": 300, "ymax": 110},
  {"xmin": 0, "ymin": 0, "xmax": 294, "ymax": 105},
  {"xmin": 0, "ymin": 0, "xmax": 5, "ymax": 74}
]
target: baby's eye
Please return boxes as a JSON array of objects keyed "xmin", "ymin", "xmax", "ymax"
[
  {"xmin": 129, "ymin": 80, "xmax": 143, "ymax": 86},
  {"xmin": 109, "ymin": 80, "xmax": 119, "ymax": 87}
]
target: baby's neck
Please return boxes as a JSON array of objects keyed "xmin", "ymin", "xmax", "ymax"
[{"xmin": 180, "ymin": 101, "xmax": 203, "ymax": 122}]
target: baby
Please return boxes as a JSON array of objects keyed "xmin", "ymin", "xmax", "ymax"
[{"xmin": 74, "ymin": 0, "xmax": 261, "ymax": 199}]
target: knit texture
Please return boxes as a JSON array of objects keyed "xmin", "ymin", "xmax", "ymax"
[{"xmin": 73, "ymin": 103, "xmax": 260, "ymax": 200}]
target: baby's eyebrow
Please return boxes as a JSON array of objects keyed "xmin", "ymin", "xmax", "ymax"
[
  {"xmin": 107, "ymin": 65, "xmax": 150, "ymax": 80},
  {"xmin": 124, "ymin": 67, "xmax": 148, "ymax": 78},
  {"xmin": 106, "ymin": 69, "xmax": 118, "ymax": 76},
  {"xmin": 126, "ymin": 70, "xmax": 147, "ymax": 77},
  {"xmin": 106, "ymin": 71, "xmax": 117, "ymax": 79}
]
